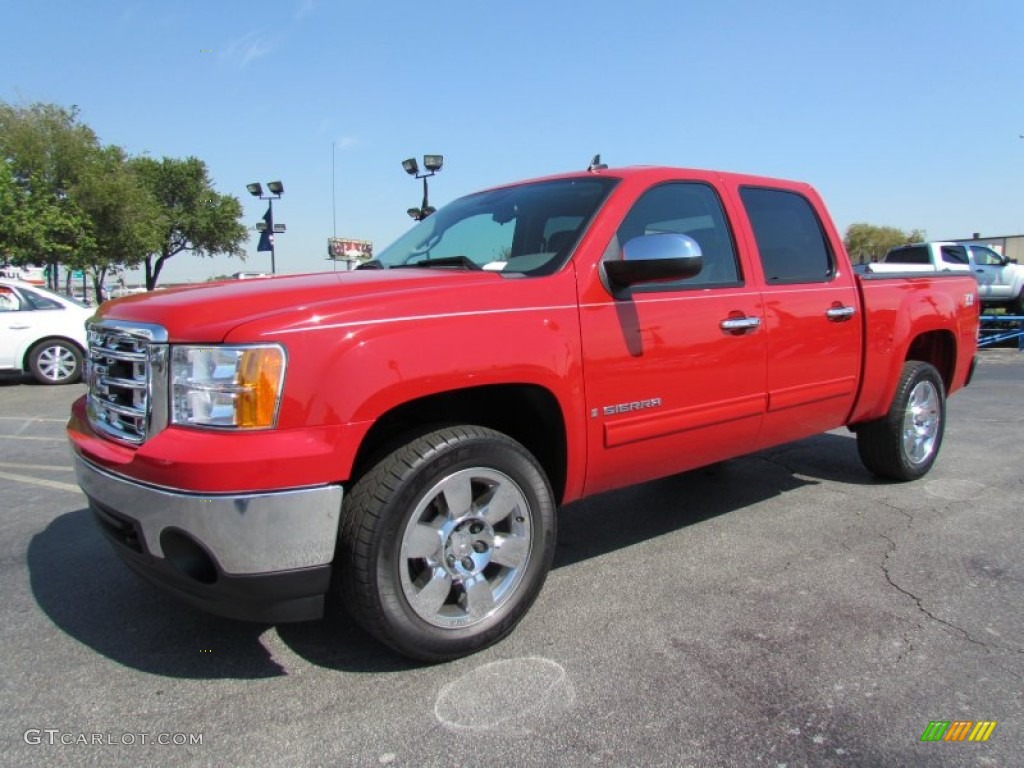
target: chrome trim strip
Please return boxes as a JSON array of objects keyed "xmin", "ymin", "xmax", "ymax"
[{"xmin": 88, "ymin": 318, "xmax": 169, "ymax": 343}]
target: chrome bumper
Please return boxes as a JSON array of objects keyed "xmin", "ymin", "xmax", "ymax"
[{"xmin": 74, "ymin": 456, "xmax": 343, "ymax": 575}]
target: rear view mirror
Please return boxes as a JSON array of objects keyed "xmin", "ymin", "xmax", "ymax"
[{"xmin": 605, "ymin": 233, "xmax": 703, "ymax": 290}]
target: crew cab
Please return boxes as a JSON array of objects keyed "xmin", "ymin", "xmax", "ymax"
[
  {"xmin": 68, "ymin": 166, "xmax": 979, "ymax": 661},
  {"xmin": 880, "ymin": 241, "xmax": 1024, "ymax": 314}
]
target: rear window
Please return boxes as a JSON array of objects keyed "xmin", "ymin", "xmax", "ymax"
[
  {"xmin": 940, "ymin": 246, "xmax": 968, "ymax": 265},
  {"xmin": 885, "ymin": 246, "xmax": 930, "ymax": 265},
  {"xmin": 739, "ymin": 187, "xmax": 834, "ymax": 283}
]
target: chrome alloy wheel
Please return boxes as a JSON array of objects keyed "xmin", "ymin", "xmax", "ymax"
[
  {"xmin": 36, "ymin": 344, "xmax": 79, "ymax": 382},
  {"xmin": 399, "ymin": 467, "xmax": 533, "ymax": 629},
  {"xmin": 902, "ymin": 379, "xmax": 940, "ymax": 465}
]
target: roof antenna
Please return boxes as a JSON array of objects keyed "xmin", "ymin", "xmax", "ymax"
[{"xmin": 587, "ymin": 154, "xmax": 607, "ymax": 172}]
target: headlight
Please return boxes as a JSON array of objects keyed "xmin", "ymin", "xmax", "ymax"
[{"xmin": 171, "ymin": 345, "xmax": 286, "ymax": 429}]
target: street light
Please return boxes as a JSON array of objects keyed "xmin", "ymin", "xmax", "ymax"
[
  {"xmin": 246, "ymin": 180, "xmax": 285, "ymax": 273},
  {"xmin": 402, "ymin": 155, "xmax": 443, "ymax": 220}
]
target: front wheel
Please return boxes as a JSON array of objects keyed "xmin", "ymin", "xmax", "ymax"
[
  {"xmin": 856, "ymin": 361, "xmax": 946, "ymax": 481},
  {"xmin": 336, "ymin": 425, "xmax": 556, "ymax": 662}
]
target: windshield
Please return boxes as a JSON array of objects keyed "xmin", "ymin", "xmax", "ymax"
[{"xmin": 374, "ymin": 177, "xmax": 618, "ymax": 275}]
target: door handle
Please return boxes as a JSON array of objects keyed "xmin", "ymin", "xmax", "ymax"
[
  {"xmin": 719, "ymin": 316, "xmax": 761, "ymax": 334},
  {"xmin": 7, "ymin": 324, "xmax": 30, "ymax": 330},
  {"xmin": 825, "ymin": 306, "xmax": 856, "ymax": 322}
]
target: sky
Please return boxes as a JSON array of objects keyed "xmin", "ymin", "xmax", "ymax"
[{"xmin": 4, "ymin": 0, "xmax": 1024, "ymax": 284}]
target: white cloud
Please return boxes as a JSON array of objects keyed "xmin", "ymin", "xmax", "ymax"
[
  {"xmin": 220, "ymin": 30, "xmax": 273, "ymax": 69},
  {"xmin": 294, "ymin": 0, "xmax": 317, "ymax": 20}
]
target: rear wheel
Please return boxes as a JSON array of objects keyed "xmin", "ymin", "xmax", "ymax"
[
  {"xmin": 336, "ymin": 425, "xmax": 556, "ymax": 662},
  {"xmin": 856, "ymin": 361, "xmax": 945, "ymax": 481},
  {"xmin": 1011, "ymin": 291, "xmax": 1024, "ymax": 316},
  {"xmin": 28, "ymin": 339, "xmax": 83, "ymax": 385}
]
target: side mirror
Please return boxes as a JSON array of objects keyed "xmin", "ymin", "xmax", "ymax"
[{"xmin": 604, "ymin": 233, "xmax": 703, "ymax": 289}]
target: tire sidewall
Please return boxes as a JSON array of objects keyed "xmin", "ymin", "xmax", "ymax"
[
  {"xmin": 367, "ymin": 430, "xmax": 556, "ymax": 658},
  {"xmin": 894, "ymin": 362, "xmax": 946, "ymax": 479},
  {"xmin": 28, "ymin": 339, "xmax": 83, "ymax": 385}
]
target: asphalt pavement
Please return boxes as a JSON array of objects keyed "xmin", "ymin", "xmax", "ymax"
[{"xmin": 0, "ymin": 353, "xmax": 1021, "ymax": 767}]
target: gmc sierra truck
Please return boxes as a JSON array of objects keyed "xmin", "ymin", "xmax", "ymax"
[{"xmin": 68, "ymin": 166, "xmax": 979, "ymax": 661}]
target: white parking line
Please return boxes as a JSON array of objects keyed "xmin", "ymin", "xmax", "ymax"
[
  {"xmin": 0, "ymin": 461, "xmax": 73, "ymax": 472},
  {"xmin": 0, "ymin": 470, "xmax": 82, "ymax": 494},
  {"xmin": 0, "ymin": 417, "xmax": 67, "ymax": 422},
  {"xmin": 0, "ymin": 436, "xmax": 66, "ymax": 442}
]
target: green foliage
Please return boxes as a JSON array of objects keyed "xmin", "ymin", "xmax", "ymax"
[
  {"xmin": 844, "ymin": 223, "xmax": 927, "ymax": 264},
  {"xmin": 71, "ymin": 146, "xmax": 162, "ymax": 301},
  {"xmin": 0, "ymin": 103, "xmax": 98, "ymax": 282},
  {"xmin": 1, "ymin": 101, "xmax": 248, "ymax": 293},
  {"xmin": 131, "ymin": 156, "xmax": 247, "ymax": 290}
]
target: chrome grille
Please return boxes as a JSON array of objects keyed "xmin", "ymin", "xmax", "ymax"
[{"xmin": 85, "ymin": 320, "xmax": 168, "ymax": 445}]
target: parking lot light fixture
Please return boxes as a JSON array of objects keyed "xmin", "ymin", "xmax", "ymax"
[
  {"xmin": 247, "ymin": 180, "xmax": 285, "ymax": 274},
  {"xmin": 402, "ymin": 154, "xmax": 443, "ymax": 221}
]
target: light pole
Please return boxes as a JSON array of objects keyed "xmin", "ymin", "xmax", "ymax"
[
  {"xmin": 247, "ymin": 180, "xmax": 285, "ymax": 274},
  {"xmin": 401, "ymin": 155, "xmax": 443, "ymax": 220}
]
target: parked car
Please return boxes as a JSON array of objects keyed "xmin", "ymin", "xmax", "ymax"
[
  {"xmin": 0, "ymin": 279, "xmax": 93, "ymax": 384},
  {"xmin": 879, "ymin": 242, "xmax": 1024, "ymax": 314},
  {"xmin": 69, "ymin": 166, "xmax": 979, "ymax": 661}
]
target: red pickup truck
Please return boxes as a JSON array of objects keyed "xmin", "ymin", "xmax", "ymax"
[{"xmin": 68, "ymin": 166, "xmax": 979, "ymax": 661}]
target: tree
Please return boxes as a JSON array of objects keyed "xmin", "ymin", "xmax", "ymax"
[
  {"xmin": 0, "ymin": 102, "xmax": 100, "ymax": 287},
  {"xmin": 71, "ymin": 146, "xmax": 162, "ymax": 302},
  {"xmin": 131, "ymin": 156, "xmax": 247, "ymax": 290},
  {"xmin": 844, "ymin": 223, "xmax": 927, "ymax": 264}
]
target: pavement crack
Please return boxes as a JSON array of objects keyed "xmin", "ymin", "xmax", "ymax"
[{"xmin": 879, "ymin": 533, "xmax": 1023, "ymax": 655}]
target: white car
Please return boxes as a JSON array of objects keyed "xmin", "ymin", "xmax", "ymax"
[{"xmin": 0, "ymin": 279, "xmax": 93, "ymax": 384}]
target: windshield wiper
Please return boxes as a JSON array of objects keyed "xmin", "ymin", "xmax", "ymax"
[{"xmin": 394, "ymin": 255, "xmax": 482, "ymax": 270}]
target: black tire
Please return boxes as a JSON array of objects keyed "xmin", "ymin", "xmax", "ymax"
[
  {"xmin": 1011, "ymin": 292, "xmax": 1024, "ymax": 317},
  {"xmin": 856, "ymin": 361, "xmax": 945, "ymax": 481},
  {"xmin": 28, "ymin": 339, "xmax": 84, "ymax": 385},
  {"xmin": 336, "ymin": 425, "xmax": 556, "ymax": 662}
]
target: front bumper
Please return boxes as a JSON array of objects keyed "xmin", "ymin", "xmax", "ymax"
[{"xmin": 75, "ymin": 456, "xmax": 344, "ymax": 623}]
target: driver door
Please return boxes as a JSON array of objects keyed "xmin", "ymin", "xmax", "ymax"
[{"xmin": 577, "ymin": 179, "xmax": 767, "ymax": 496}]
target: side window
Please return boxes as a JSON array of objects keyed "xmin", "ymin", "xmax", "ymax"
[
  {"xmin": 970, "ymin": 246, "xmax": 1003, "ymax": 266},
  {"xmin": 21, "ymin": 290, "xmax": 63, "ymax": 310},
  {"xmin": 740, "ymin": 187, "xmax": 834, "ymax": 283},
  {"xmin": 615, "ymin": 182, "xmax": 740, "ymax": 289},
  {"xmin": 941, "ymin": 246, "xmax": 969, "ymax": 264},
  {"xmin": 0, "ymin": 287, "xmax": 22, "ymax": 311}
]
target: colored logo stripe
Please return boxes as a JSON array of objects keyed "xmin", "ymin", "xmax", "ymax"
[
  {"xmin": 969, "ymin": 722, "xmax": 997, "ymax": 742},
  {"xmin": 921, "ymin": 721, "xmax": 949, "ymax": 741},
  {"xmin": 920, "ymin": 720, "xmax": 996, "ymax": 742},
  {"xmin": 944, "ymin": 721, "xmax": 973, "ymax": 741}
]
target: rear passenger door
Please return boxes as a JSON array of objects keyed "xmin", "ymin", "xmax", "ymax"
[{"xmin": 737, "ymin": 186, "xmax": 862, "ymax": 449}]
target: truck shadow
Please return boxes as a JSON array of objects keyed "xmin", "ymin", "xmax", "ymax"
[{"xmin": 27, "ymin": 432, "xmax": 871, "ymax": 677}]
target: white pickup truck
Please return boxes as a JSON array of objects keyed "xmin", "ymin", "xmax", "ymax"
[{"xmin": 874, "ymin": 242, "xmax": 1024, "ymax": 314}]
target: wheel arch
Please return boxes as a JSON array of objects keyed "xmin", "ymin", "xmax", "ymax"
[
  {"xmin": 350, "ymin": 383, "xmax": 568, "ymax": 504},
  {"xmin": 905, "ymin": 329, "xmax": 956, "ymax": 393}
]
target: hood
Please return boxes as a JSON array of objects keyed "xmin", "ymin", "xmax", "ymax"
[{"xmin": 94, "ymin": 270, "xmax": 515, "ymax": 342}]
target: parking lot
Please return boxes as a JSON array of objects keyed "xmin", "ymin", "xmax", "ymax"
[{"xmin": 1, "ymin": 353, "xmax": 1021, "ymax": 767}]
